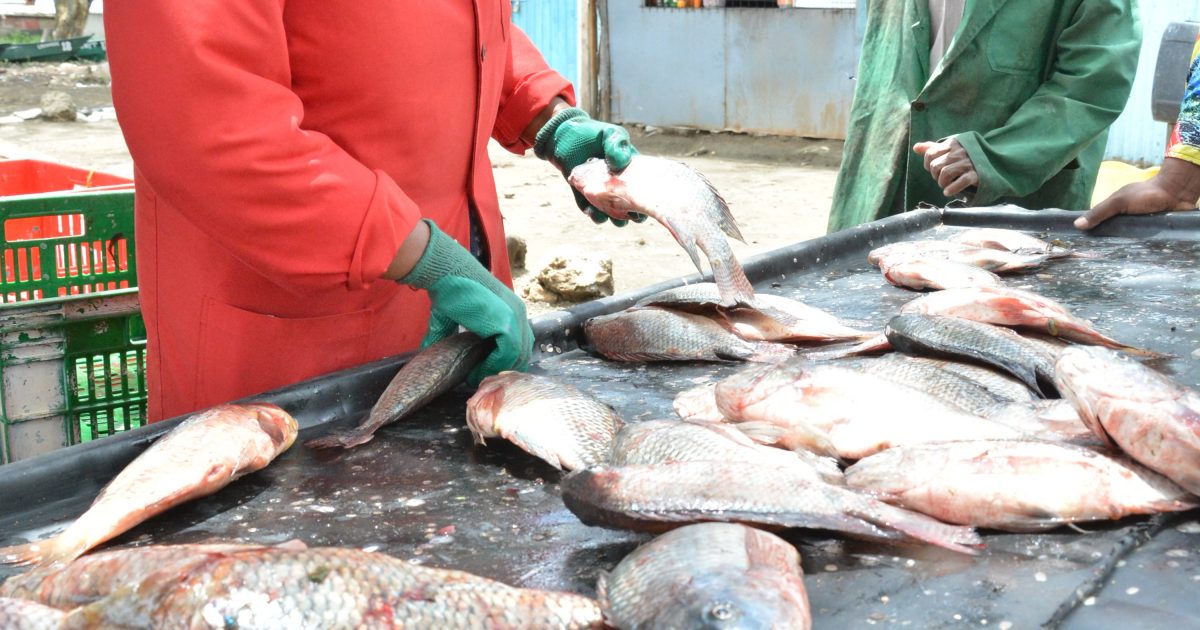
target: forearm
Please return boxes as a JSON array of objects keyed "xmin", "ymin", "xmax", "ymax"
[
  {"xmin": 520, "ymin": 97, "xmax": 571, "ymax": 146},
  {"xmin": 1155, "ymin": 157, "xmax": 1200, "ymax": 205},
  {"xmin": 383, "ymin": 220, "xmax": 432, "ymax": 281}
]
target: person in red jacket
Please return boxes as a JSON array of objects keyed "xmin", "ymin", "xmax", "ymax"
[{"xmin": 104, "ymin": 1, "xmax": 640, "ymax": 421}]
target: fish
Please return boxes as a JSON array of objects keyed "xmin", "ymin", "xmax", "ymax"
[
  {"xmin": 635, "ymin": 282, "xmax": 872, "ymax": 343},
  {"xmin": 879, "ymin": 257, "xmax": 1004, "ymax": 291},
  {"xmin": 0, "ymin": 542, "xmax": 296, "ymax": 609},
  {"xmin": 881, "ymin": 354, "xmax": 1036, "ymax": 403},
  {"xmin": 0, "ymin": 403, "xmax": 298, "ymax": 569},
  {"xmin": 948, "ymin": 227, "xmax": 1072, "ymax": 258},
  {"xmin": 584, "ymin": 307, "xmax": 796, "ymax": 363},
  {"xmin": 306, "ymin": 332, "xmax": 490, "ymax": 449},
  {"xmin": 672, "ymin": 382, "xmax": 725, "ymax": 423},
  {"xmin": 1056, "ymin": 346, "xmax": 1200, "ymax": 495},
  {"xmin": 466, "ymin": 371, "xmax": 624, "ymax": 471},
  {"xmin": 899, "ymin": 286, "xmax": 1161, "ymax": 356},
  {"xmin": 569, "ymin": 156, "xmax": 755, "ymax": 307},
  {"xmin": 845, "ymin": 440, "xmax": 1198, "ymax": 532},
  {"xmin": 597, "ymin": 523, "xmax": 811, "ymax": 630},
  {"xmin": 560, "ymin": 461, "xmax": 982, "ymax": 554},
  {"xmin": 0, "ymin": 598, "xmax": 64, "ymax": 630},
  {"xmin": 884, "ymin": 314, "xmax": 1058, "ymax": 397},
  {"xmin": 610, "ymin": 419, "xmax": 842, "ymax": 485},
  {"xmin": 869, "ymin": 240, "xmax": 1053, "ymax": 273},
  {"xmin": 712, "ymin": 358, "xmax": 1028, "ymax": 459},
  {"xmin": 58, "ymin": 545, "xmax": 605, "ymax": 629}
]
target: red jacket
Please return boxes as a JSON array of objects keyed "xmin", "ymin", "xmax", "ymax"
[{"xmin": 105, "ymin": 1, "xmax": 573, "ymax": 421}]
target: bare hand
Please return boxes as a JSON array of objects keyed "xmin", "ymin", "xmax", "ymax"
[
  {"xmin": 914, "ymin": 138, "xmax": 979, "ymax": 198},
  {"xmin": 1075, "ymin": 157, "xmax": 1200, "ymax": 230}
]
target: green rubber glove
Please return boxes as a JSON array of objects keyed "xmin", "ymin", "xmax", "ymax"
[
  {"xmin": 534, "ymin": 107, "xmax": 647, "ymax": 226},
  {"xmin": 399, "ymin": 219, "xmax": 533, "ymax": 385}
]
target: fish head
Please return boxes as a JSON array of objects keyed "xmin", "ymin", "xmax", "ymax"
[
  {"xmin": 465, "ymin": 371, "xmax": 526, "ymax": 442},
  {"xmin": 568, "ymin": 158, "xmax": 637, "ymax": 220},
  {"xmin": 714, "ymin": 360, "xmax": 810, "ymax": 420},
  {"xmin": 647, "ymin": 569, "xmax": 810, "ymax": 629},
  {"xmin": 245, "ymin": 403, "xmax": 299, "ymax": 454},
  {"xmin": 1055, "ymin": 346, "xmax": 1185, "ymax": 446}
]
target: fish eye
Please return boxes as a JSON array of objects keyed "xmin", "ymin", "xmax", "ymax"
[{"xmin": 707, "ymin": 601, "xmax": 738, "ymax": 622}]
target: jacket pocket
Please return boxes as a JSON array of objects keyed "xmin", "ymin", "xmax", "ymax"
[
  {"xmin": 985, "ymin": 4, "xmax": 1055, "ymax": 75},
  {"xmin": 195, "ymin": 297, "xmax": 372, "ymax": 407}
]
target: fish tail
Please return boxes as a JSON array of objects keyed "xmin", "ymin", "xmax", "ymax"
[
  {"xmin": 1055, "ymin": 323, "xmax": 1172, "ymax": 359},
  {"xmin": 304, "ymin": 430, "xmax": 373, "ymax": 450},
  {"xmin": 857, "ymin": 501, "xmax": 983, "ymax": 555},
  {"xmin": 709, "ymin": 250, "xmax": 756, "ymax": 308},
  {"xmin": 0, "ymin": 537, "xmax": 80, "ymax": 568}
]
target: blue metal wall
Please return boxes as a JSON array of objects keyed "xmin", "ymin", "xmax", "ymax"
[
  {"xmin": 510, "ymin": 0, "xmax": 579, "ymax": 88},
  {"xmin": 1105, "ymin": 2, "xmax": 1200, "ymax": 165}
]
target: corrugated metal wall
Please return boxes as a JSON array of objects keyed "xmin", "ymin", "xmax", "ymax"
[
  {"xmin": 510, "ymin": 0, "xmax": 579, "ymax": 88},
  {"xmin": 1104, "ymin": 2, "xmax": 1200, "ymax": 165},
  {"xmin": 607, "ymin": 4, "xmax": 859, "ymax": 138}
]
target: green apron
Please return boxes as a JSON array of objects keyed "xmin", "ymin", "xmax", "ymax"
[{"xmin": 828, "ymin": 0, "xmax": 1141, "ymax": 232}]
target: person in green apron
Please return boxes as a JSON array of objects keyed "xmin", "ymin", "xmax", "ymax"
[
  {"xmin": 1078, "ymin": 33, "xmax": 1200, "ymax": 229},
  {"xmin": 828, "ymin": 0, "xmax": 1141, "ymax": 233}
]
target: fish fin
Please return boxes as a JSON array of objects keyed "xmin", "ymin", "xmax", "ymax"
[
  {"xmin": 709, "ymin": 255, "xmax": 756, "ymax": 308},
  {"xmin": 498, "ymin": 426, "xmax": 570, "ymax": 472},
  {"xmin": 850, "ymin": 500, "xmax": 983, "ymax": 555},
  {"xmin": 747, "ymin": 342, "xmax": 797, "ymax": 364},
  {"xmin": 732, "ymin": 421, "xmax": 789, "ymax": 445},
  {"xmin": 693, "ymin": 168, "xmax": 744, "ymax": 243},
  {"xmin": 0, "ymin": 538, "xmax": 79, "ymax": 569},
  {"xmin": 274, "ymin": 539, "xmax": 309, "ymax": 551},
  {"xmin": 304, "ymin": 430, "xmax": 373, "ymax": 450}
]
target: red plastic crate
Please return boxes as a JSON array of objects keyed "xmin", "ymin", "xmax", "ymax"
[{"xmin": 0, "ymin": 159, "xmax": 132, "ymax": 198}]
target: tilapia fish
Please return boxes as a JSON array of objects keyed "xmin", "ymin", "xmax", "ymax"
[
  {"xmin": 900, "ymin": 286, "xmax": 1159, "ymax": 356},
  {"xmin": 561, "ymin": 461, "xmax": 981, "ymax": 554},
  {"xmin": 635, "ymin": 283, "xmax": 871, "ymax": 343},
  {"xmin": 598, "ymin": 523, "xmax": 811, "ymax": 630},
  {"xmin": 1056, "ymin": 346, "xmax": 1200, "ymax": 495},
  {"xmin": 713, "ymin": 358, "xmax": 1027, "ymax": 460},
  {"xmin": 584, "ymin": 307, "xmax": 795, "ymax": 363},
  {"xmin": 466, "ymin": 371, "xmax": 624, "ymax": 471},
  {"xmin": 869, "ymin": 240, "xmax": 1052, "ymax": 273},
  {"xmin": 307, "ymin": 332, "xmax": 490, "ymax": 449},
  {"xmin": 0, "ymin": 542, "xmax": 296, "ymax": 609},
  {"xmin": 57, "ymin": 545, "xmax": 604, "ymax": 629},
  {"xmin": 885, "ymin": 314, "xmax": 1058, "ymax": 397},
  {"xmin": 845, "ymin": 440, "xmax": 1197, "ymax": 532},
  {"xmin": 0, "ymin": 404, "xmax": 298, "ymax": 568},
  {"xmin": 948, "ymin": 227, "xmax": 1072, "ymax": 257},
  {"xmin": 569, "ymin": 156, "xmax": 754, "ymax": 306},
  {"xmin": 880, "ymin": 257, "xmax": 1004, "ymax": 291},
  {"xmin": 0, "ymin": 598, "xmax": 64, "ymax": 630},
  {"xmin": 611, "ymin": 419, "xmax": 842, "ymax": 485}
]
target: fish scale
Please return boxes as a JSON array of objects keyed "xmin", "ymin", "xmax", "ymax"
[
  {"xmin": 0, "ymin": 598, "xmax": 63, "ymax": 630},
  {"xmin": 584, "ymin": 307, "xmax": 795, "ymax": 364},
  {"xmin": 597, "ymin": 523, "xmax": 811, "ymax": 630},
  {"xmin": 58, "ymin": 546, "xmax": 604, "ymax": 629}
]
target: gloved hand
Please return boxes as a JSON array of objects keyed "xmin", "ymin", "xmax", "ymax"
[
  {"xmin": 534, "ymin": 107, "xmax": 646, "ymax": 226},
  {"xmin": 398, "ymin": 219, "xmax": 533, "ymax": 384}
]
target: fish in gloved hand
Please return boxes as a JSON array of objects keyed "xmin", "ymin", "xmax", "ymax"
[
  {"xmin": 569, "ymin": 156, "xmax": 755, "ymax": 307},
  {"xmin": 0, "ymin": 404, "xmax": 298, "ymax": 569},
  {"xmin": 466, "ymin": 371, "xmax": 624, "ymax": 471},
  {"xmin": 598, "ymin": 523, "xmax": 811, "ymax": 630},
  {"xmin": 306, "ymin": 332, "xmax": 491, "ymax": 450}
]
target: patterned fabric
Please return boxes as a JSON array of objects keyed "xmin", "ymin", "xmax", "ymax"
[{"xmin": 1168, "ymin": 36, "xmax": 1200, "ymax": 166}]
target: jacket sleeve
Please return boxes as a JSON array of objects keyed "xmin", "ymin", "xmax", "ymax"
[
  {"xmin": 105, "ymin": 0, "xmax": 419, "ymax": 295},
  {"xmin": 1168, "ymin": 34, "xmax": 1200, "ymax": 166},
  {"xmin": 954, "ymin": 0, "xmax": 1141, "ymax": 204},
  {"xmin": 492, "ymin": 25, "xmax": 577, "ymax": 153}
]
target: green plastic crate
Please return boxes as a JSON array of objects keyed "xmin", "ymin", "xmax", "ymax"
[{"xmin": 0, "ymin": 190, "xmax": 145, "ymax": 464}]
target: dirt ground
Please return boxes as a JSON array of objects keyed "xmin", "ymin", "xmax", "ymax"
[{"xmin": 0, "ymin": 61, "xmax": 843, "ymax": 314}]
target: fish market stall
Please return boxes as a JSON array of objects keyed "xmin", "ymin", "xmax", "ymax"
[{"xmin": 2, "ymin": 206, "xmax": 1200, "ymax": 628}]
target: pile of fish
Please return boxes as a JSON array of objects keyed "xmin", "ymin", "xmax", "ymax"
[{"xmin": 871, "ymin": 228, "xmax": 1073, "ymax": 291}]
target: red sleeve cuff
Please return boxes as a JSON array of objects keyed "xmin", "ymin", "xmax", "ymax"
[
  {"xmin": 493, "ymin": 69, "xmax": 575, "ymax": 153},
  {"xmin": 347, "ymin": 169, "xmax": 421, "ymax": 290}
]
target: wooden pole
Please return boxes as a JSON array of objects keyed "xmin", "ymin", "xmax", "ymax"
[
  {"xmin": 578, "ymin": 0, "xmax": 597, "ymax": 112},
  {"xmin": 596, "ymin": 0, "xmax": 612, "ymax": 121}
]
